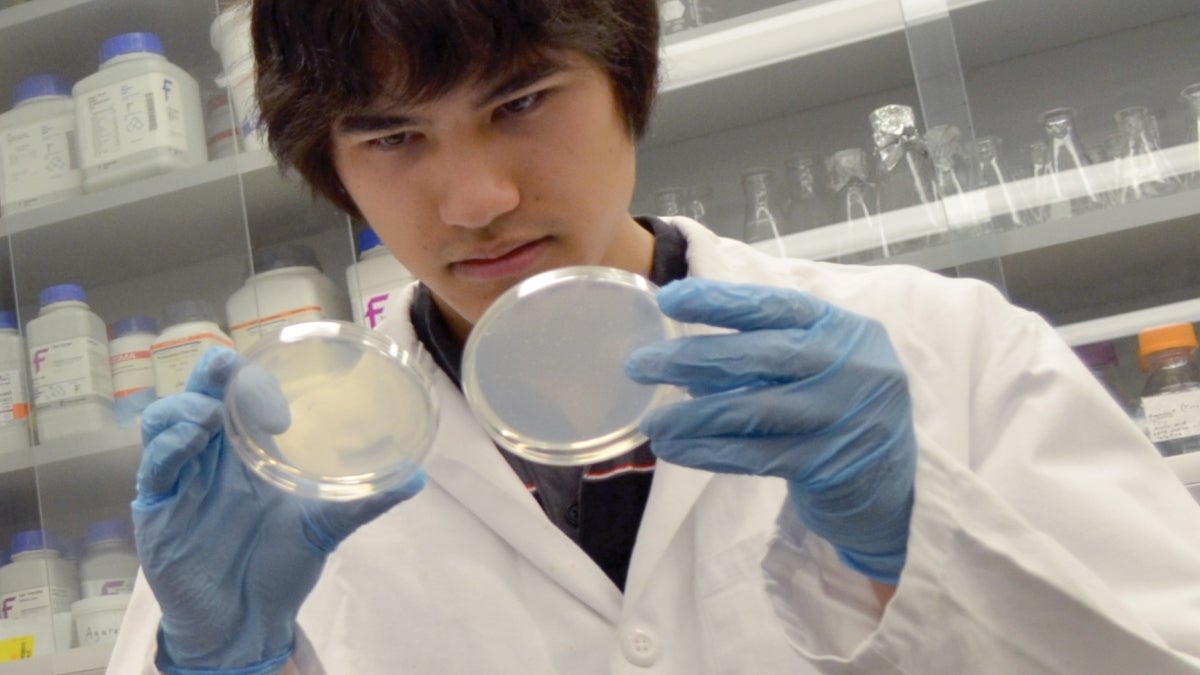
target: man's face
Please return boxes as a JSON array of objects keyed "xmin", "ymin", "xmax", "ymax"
[{"xmin": 331, "ymin": 52, "xmax": 652, "ymax": 339}]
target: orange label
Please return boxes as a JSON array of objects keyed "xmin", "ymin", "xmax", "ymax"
[
  {"xmin": 10, "ymin": 403, "xmax": 28, "ymax": 421},
  {"xmin": 229, "ymin": 306, "xmax": 323, "ymax": 332}
]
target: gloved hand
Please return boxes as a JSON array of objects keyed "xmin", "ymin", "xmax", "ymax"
[
  {"xmin": 626, "ymin": 278, "xmax": 917, "ymax": 584},
  {"xmin": 132, "ymin": 347, "xmax": 426, "ymax": 674}
]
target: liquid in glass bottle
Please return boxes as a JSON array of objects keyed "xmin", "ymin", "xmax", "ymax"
[{"xmin": 1137, "ymin": 323, "xmax": 1200, "ymax": 457}]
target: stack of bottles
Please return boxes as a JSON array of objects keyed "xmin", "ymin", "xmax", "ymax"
[
  {"xmin": 0, "ymin": 241, "xmax": 371, "ymax": 445},
  {"xmin": 0, "ymin": 520, "xmax": 138, "ymax": 654},
  {"xmin": 0, "ymin": 31, "xmax": 208, "ymax": 217},
  {"xmin": 1075, "ymin": 322, "xmax": 1200, "ymax": 458}
]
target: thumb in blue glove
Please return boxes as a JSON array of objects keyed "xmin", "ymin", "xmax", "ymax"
[
  {"xmin": 132, "ymin": 347, "xmax": 425, "ymax": 674},
  {"xmin": 626, "ymin": 278, "xmax": 917, "ymax": 584}
]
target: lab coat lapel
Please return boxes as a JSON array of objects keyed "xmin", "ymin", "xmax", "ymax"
[
  {"xmin": 422, "ymin": 374, "xmax": 624, "ymax": 623},
  {"xmin": 623, "ymin": 460, "xmax": 713, "ymax": 608}
]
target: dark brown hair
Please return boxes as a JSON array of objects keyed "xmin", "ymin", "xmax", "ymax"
[{"xmin": 250, "ymin": 0, "xmax": 661, "ymax": 217}]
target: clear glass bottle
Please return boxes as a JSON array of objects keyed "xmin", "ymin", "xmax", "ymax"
[
  {"xmin": 1038, "ymin": 107, "xmax": 1106, "ymax": 218},
  {"xmin": 783, "ymin": 151, "xmax": 830, "ymax": 233},
  {"xmin": 1137, "ymin": 323, "xmax": 1200, "ymax": 457},
  {"xmin": 653, "ymin": 186, "xmax": 688, "ymax": 217},
  {"xmin": 869, "ymin": 104, "xmax": 938, "ymax": 214},
  {"xmin": 1027, "ymin": 140, "xmax": 1054, "ymax": 224},
  {"xmin": 827, "ymin": 148, "xmax": 886, "ymax": 262},
  {"xmin": 970, "ymin": 136, "xmax": 1027, "ymax": 231},
  {"xmin": 1181, "ymin": 83, "xmax": 1200, "ymax": 188},
  {"xmin": 1112, "ymin": 106, "xmax": 1181, "ymax": 204},
  {"xmin": 684, "ymin": 184, "xmax": 712, "ymax": 222},
  {"xmin": 740, "ymin": 168, "xmax": 786, "ymax": 255},
  {"xmin": 660, "ymin": 0, "xmax": 708, "ymax": 34}
]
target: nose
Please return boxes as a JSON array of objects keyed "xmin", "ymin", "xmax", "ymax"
[{"xmin": 435, "ymin": 138, "xmax": 520, "ymax": 229}]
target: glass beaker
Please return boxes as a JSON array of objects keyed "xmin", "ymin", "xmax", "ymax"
[
  {"xmin": 1182, "ymin": 84, "xmax": 1200, "ymax": 187},
  {"xmin": 926, "ymin": 124, "xmax": 990, "ymax": 235},
  {"xmin": 1112, "ymin": 106, "xmax": 1180, "ymax": 204},
  {"xmin": 684, "ymin": 184, "xmax": 712, "ymax": 221},
  {"xmin": 827, "ymin": 148, "xmax": 885, "ymax": 262},
  {"xmin": 740, "ymin": 167, "xmax": 787, "ymax": 255},
  {"xmin": 970, "ymin": 136, "xmax": 1027, "ymax": 232},
  {"xmin": 653, "ymin": 186, "xmax": 688, "ymax": 217},
  {"xmin": 783, "ymin": 151, "xmax": 831, "ymax": 233},
  {"xmin": 1039, "ymin": 107, "xmax": 1106, "ymax": 218}
]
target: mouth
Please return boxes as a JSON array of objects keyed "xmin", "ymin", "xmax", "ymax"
[{"xmin": 451, "ymin": 237, "xmax": 551, "ymax": 281}]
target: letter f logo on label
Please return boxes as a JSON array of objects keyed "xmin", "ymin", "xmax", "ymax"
[
  {"xmin": 365, "ymin": 294, "xmax": 389, "ymax": 329},
  {"xmin": 32, "ymin": 348, "xmax": 49, "ymax": 374},
  {"xmin": 0, "ymin": 596, "xmax": 14, "ymax": 619}
]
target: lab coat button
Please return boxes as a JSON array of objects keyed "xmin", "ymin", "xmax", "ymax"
[{"xmin": 621, "ymin": 627, "xmax": 659, "ymax": 667}]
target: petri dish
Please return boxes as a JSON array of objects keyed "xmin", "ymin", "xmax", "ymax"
[
  {"xmin": 462, "ymin": 266, "xmax": 680, "ymax": 466},
  {"xmin": 224, "ymin": 320, "xmax": 437, "ymax": 501}
]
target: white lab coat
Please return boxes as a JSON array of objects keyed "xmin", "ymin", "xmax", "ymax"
[{"xmin": 109, "ymin": 218, "xmax": 1200, "ymax": 674}]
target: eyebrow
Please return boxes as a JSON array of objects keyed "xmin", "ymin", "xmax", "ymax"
[{"xmin": 335, "ymin": 59, "xmax": 568, "ymax": 135}]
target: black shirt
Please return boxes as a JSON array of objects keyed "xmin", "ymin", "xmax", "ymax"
[{"xmin": 409, "ymin": 217, "xmax": 688, "ymax": 590}]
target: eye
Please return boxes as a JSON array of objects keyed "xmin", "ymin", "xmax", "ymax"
[
  {"xmin": 496, "ymin": 91, "xmax": 544, "ymax": 118},
  {"xmin": 367, "ymin": 130, "xmax": 420, "ymax": 150}
]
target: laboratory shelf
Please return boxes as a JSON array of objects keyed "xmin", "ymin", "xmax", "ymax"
[
  {"xmin": 0, "ymin": 643, "xmax": 113, "ymax": 675},
  {"xmin": 2, "ymin": 150, "xmax": 340, "ymax": 296},
  {"xmin": 1056, "ymin": 297, "xmax": 1200, "ymax": 347}
]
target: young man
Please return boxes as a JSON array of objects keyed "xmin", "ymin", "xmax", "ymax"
[{"xmin": 110, "ymin": 1, "xmax": 1200, "ymax": 673}]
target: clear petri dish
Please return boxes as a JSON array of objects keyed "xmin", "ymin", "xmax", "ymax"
[
  {"xmin": 224, "ymin": 320, "xmax": 437, "ymax": 500},
  {"xmin": 462, "ymin": 266, "xmax": 680, "ymax": 466}
]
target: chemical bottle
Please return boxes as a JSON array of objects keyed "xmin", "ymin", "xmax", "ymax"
[
  {"xmin": 73, "ymin": 32, "xmax": 207, "ymax": 193},
  {"xmin": 346, "ymin": 227, "xmax": 414, "ymax": 330},
  {"xmin": 1074, "ymin": 340, "xmax": 1148, "ymax": 436},
  {"xmin": 25, "ymin": 284, "xmax": 115, "ymax": 442},
  {"xmin": 1137, "ymin": 323, "xmax": 1200, "ymax": 457},
  {"xmin": 0, "ymin": 530, "xmax": 81, "ymax": 653},
  {"xmin": 108, "ymin": 315, "xmax": 158, "ymax": 425},
  {"xmin": 152, "ymin": 300, "xmax": 233, "ymax": 397},
  {"xmin": 227, "ymin": 243, "xmax": 349, "ymax": 352},
  {"xmin": 0, "ymin": 74, "xmax": 83, "ymax": 215},
  {"xmin": 78, "ymin": 520, "xmax": 138, "ymax": 599},
  {"xmin": 0, "ymin": 310, "xmax": 31, "ymax": 452}
]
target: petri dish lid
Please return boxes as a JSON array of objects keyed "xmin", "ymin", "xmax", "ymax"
[
  {"xmin": 224, "ymin": 320, "xmax": 438, "ymax": 500},
  {"xmin": 462, "ymin": 266, "xmax": 679, "ymax": 466}
]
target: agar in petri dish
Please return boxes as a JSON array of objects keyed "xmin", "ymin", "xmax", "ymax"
[
  {"xmin": 224, "ymin": 320, "xmax": 437, "ymax": 500},
  {"xmin": 462, "ymin": 266, "xmax": 680, "ymax": 466}
]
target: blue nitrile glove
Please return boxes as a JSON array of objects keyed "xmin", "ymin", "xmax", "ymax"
[
  {"xmin": 626, "ymin": 279, "xmax": 917, "ymax": 584},
  {"xmin": 132, "ymin": 347, "xmax": 426, "ymax": 675}
]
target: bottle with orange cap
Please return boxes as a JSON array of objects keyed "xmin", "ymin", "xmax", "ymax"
[{"xmin": 1137, "ymin": 322, "xmax": 1200, "ymax": 456}]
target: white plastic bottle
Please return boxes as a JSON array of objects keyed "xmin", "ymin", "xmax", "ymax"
[
  {"xmin": 25, "ymin": 284, "xmax": 115, "ymax": 442},
  {"xmin": 78, "ymin": 520, "xmax": 138, "ymax": 599},
  {"xmin": 152, "ymin": 300, "xmax": 233, "ymax": 397},
  {"xmin": 0, "ymin": 74, "xmax": 84, "ymax": 215},
  {"xmin": 0, "ymin": 530, "xmax": 81, "ymax": 654},
  {"xmin": 73, "ymin": 32, "xmax": 207, "ymax": 193},
  {"xmin": 346, "ymin": 227, "xmax": 414, "ymax": 330},
  {"xmin": 108, "ymin": 315, "xmax": 158, "ymax": 426},
  {"xmin": 226, "ymin": 243, "xmax": 350, "ymax": 352},
  {"xmin": 0, "ymin": 310, "xmax": 31, "ymax": 452}
]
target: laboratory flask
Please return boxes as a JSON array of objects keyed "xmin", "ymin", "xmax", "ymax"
[
  {"xmin": 1111, "ymin": 106, "xmax": 1180, "ymax": 204},
  {"xmin": 969, "ymin": 137, "xmax": 1027, "ymax": 231},
  {"xmin": 1182, "ymin": 83, "xmax": 1200, "ymax": 188},
  {"xmin": 783, "ymin": 151, "xmax": 830, "ymax": 233},
  {"xmin": 684, "ymin": 184, "xmax": 712, "ymax": 221},
  {"xmin": 827, "ymin": 148, "xmax": 884, "ymax": 262},
  {"xmin": 1038, "ymin": 107, "xmax": 1105, "ymax": 219},
  {"xmin": 926, "ymin": 124, "xmax": 989, "ymax": 235},
  {"xmin": 653, "ymin": 187, "xmax": 688, "ymax": 217},
  {"xmin": 740, "ymin": 167, "xmax": 787, "ymax": 255}
]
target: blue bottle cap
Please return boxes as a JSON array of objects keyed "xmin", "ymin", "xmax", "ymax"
[
  {"xmin": 0, "ymin": 550, "xmax": 7, "ymax": 566},
  {"xmin": 358, "ymin": 227, "xmax": 383, "ymax": 255},
  {"xmin": 85, "ymin": 519, "xmax": 131, "ymax": 547},
  {"xmin": 0, "ymin": 310, "xmax": 16, "ymax": 330},
  {"xmin": 39, "ymin": 283, "xmax": 86, "ymax": 308},
  {"xmin": 99, "ymin": 32, "xmax": 165, "ymax": 65},
  {"xmin": 111, "ymin": 315, "xmax": 159, "ymax": 338},
  {"xmin": 10, "ymin": 529, "xmax": 55, "ymax": 556},
  {"xmin": 13, "ymin": 74, "xmax": 71, "ymax": 107}
]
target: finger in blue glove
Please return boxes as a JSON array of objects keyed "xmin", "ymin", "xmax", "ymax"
[{"xmin": 626, "ymin": 278, "xmax": 917, "ymax": 584}]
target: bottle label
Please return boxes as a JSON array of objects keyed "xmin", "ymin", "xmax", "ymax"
[
  {"xmin": 78, "ymin": 73, "xmax": 190, "ymax": 169},
  {"xmin": 0, "ymin": 368, "xmax": 29, "ymax": 423},
  {"xmin": 1142, "ymin": 390, "xmax": 1200, "ymax": 443},
  {"xmin": 0, "ymin": 635, "xmax": 35, "ymax": 661},
  {"xmin": 0, "ymin": 585, "xmax": 74, "ymax": 619},
  {"xmin": 0, "ymin": 113, "xmax": 81, "ymax": 207},
  {"xmin": 355, "ymin": 288, "xmax": 409, "ymax": 330},
  {"xmin": 152, "ymin": 333, "xmax": 235, "ymax": 397},
  {"xmin": 82, "ymin": 577, "xmax": 135, "ymax": 598},
  {"xmin": 229, "ymin": 305, "xmax": 324, "ymax": 352},
  {"xmin": 29, "ymin": 337, "xmax": 114, "ymax": 407},
  {"xmin": 110, "ymin": 347, "xmax": 156, "ymax": 399}
]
